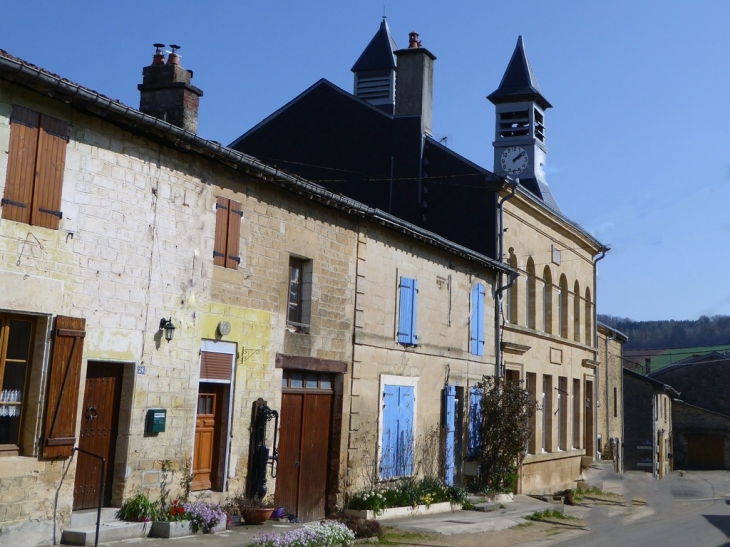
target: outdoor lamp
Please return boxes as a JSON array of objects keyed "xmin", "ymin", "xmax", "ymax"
[{"xmin": 159, "ymin": 318, "xmax": 176, "ymax": 342}]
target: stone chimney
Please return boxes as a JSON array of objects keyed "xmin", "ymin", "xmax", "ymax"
[
  {"xmin": 645, "ymin": 358, "xmax": 652, "ymax": 375},
  {"xmin": 394, "ymin": 32, "xmax": 436, "ymax": 136},
  {"xmin": 138, "ymin": 44, "xmax": 203, "ymax": 133}
]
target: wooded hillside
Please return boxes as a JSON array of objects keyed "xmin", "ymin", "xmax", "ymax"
[{"xmin": 598, "ymin": 314, "xmax": 730, "ymax": 349}]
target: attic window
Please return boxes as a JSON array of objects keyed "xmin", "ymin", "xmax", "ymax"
[
  {"xmin": 499, "ymin": 110, "xmax": 529, "ymax": 138},
  {"xmin": 535, "ymin": 109, "xmax": 545, "ymax": 142}
]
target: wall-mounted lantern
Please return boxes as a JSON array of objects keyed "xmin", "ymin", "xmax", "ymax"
[{"xmin": 159, "ymin": 318, "xmax": 176, "ymax": 342}]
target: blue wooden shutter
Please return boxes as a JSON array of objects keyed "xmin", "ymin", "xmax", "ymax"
[
  {"xmin": 470, "ymin": 284, "xmax": 485, "ymax": 356},
  {"xmin": 444, "ymin": 386, "xmax": 456, "ymax": 485},
  {"xmin": 381, "ymin": 384, "xmax": 415, "ymax": 478},
  {"xmin": 398, "ymin": 277, "xmax": 418, "ymax": 345},
  {"xmin": 468, "ymin": 386, "xmax": 483, "ymax": 458}
]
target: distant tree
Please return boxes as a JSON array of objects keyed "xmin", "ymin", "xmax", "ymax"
[{"xmin": 597, "ymin": 314, "xmax": 730, "ymax": 349}]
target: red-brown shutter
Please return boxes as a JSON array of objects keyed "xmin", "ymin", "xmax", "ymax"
[
  {"xmin": 200, "ymin": 351, "xmax": 234, "ymax": 381},
  {"xmin": 31, "ymin": 114, "xmax": 69, "ymax": 229},
  {"xmin": 43, "ymin": 316, "xmax": 86, "ymax": 458},
  {"xmin": 2, "ymin": 105, "xmax": 40, "ymax": 224},
  {"xmin": 213, "ymin": 196, "xmax": 229, "ymax": 267},
  {"xmin": 226, "ymin": 199, "xmax": 242, "ymax": 270}
]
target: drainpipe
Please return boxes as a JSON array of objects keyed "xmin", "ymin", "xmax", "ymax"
[
  {"xmin": 593, "ymin": 245, "xmax": 609, "ymax": 459},
  {"xmin": 494, "ymin": 177, "xmax": 519, "ymax": 377},
  {"xmin": 620, "ymin": 337, "xmax": 625, "ymax": 472},
  {"xmin": 605, "ymin": 329, "xmax": 617, "ymax": 457}
]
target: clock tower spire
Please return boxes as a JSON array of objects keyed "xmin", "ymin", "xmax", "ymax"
[{"xmin": 488, "ymin": 36, "xmax": 560, "ymax": 211}]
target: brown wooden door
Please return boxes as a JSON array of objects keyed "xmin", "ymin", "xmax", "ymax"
[
  {"xmin": 73, "ymin": 362, "xmax": 123, "ymax": 511},
  {"xmin": 192, "ymin": 384, "xmax": 222, "ymax": 490},
  {"xmin": 275, "ymin": 392, "xmax": 333, "ymax": 522},
  {"xmin": 688, "ymin": 435, "xmax": 725, "ymax": 469}
]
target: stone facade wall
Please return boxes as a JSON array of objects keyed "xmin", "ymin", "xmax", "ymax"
[
  {"xmin": 651, "ymin": 358, "xmax": 730, "ymax": 417},
  {"xmin": 0, "ymin": 83, "xmax": 359, "ymax": 544},
  {"xmin": 596, "ymin": 326, "xmax": 625, "ymax": 459},
  {"xmin": 345, "ymin": 223, "xmax": 498, "ymax": 494},
  {"xmin": 501, "ymin": 192, "xmax": 599, "ymax": 494},
  {"xmin": 623, "ymin": 373, "xmax": 655, "ymax": 472}
]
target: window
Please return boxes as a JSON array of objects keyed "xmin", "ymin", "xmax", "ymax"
[
  {"xmin": 526, "ymin": 373, "xmax": 537, "ymax": 454},
  {"xmin": 542, "ymin": 266, "xmax": 552, "ymax": 334},
  {"xmin": 2, "ymin": 105, "xmax": 69, "ymax": 229},
  {"xmin": 613, "ymin": 387, "xmax": 618, "ymax": 418},
  {"xmin": 397, "ymin": 276, "xmax": 418, "ymax": 345},
  {"xmin": 0, "ymin": 315, "xmax": 34, "ymax": 450},
  {"xmin": 507, "ymin": 252, "xmax": 518, "ymax": 324},
  {"xmin": 287, "ymin": 257, "xmax": 312, "ymax": 329},
  {"xmin": 380, "ymin": 376, "xmax": 417, "ymax": 479},
  {"xmin": 213, "ymin": 196, "xmax": 242, "ymax": 269},
  {"xmin": 542, "ymin": 375, "xmax": 553, "ymax": 452},
  {"xmin": 584, "ymin": 287, "xmax": 592, "ymax": 345},
  {"xmin": 560, "ymin": 275, "xmax": 569, "ymax": 338},
  {"xmin": 470, "ymin": 284, "xmax": 485, "ymax": 356},
  {"xmin": 573, "ymin": 379, "xmax": 581, "ymax": 449},
  {"xmin": 526, "ymin": 258, "xmax": 536, "ymax": 329},
  {"xmin": 282, "ymin": 370, "xmax": 333, "ymax": 391},
  {"xmin": 558, "ymin": 377, "xmax": 568, "ymax": 451},
  {"xmin": 573, "ymin": 281, "xmax": 581, "ymax": 342}
]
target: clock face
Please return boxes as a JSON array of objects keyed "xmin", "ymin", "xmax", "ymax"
[{"xmin": 500, "ymin": 146, "xmax": 528, "ymax": 175}]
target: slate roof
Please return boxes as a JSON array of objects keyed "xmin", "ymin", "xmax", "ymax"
[
  {"xmin": 624, "ymin": 368, "xmax": 680, "ymax": 396},
  {"xmin": 487, "ymin": 36, "xmax": 552, "ymax": 110},
  {"xmin": 648, "ymin": 351, "xmax": 730, "ymax": 378},
  {"xmin": 351, "ymin": 18, "xmax": 398, "ymax": 72}
]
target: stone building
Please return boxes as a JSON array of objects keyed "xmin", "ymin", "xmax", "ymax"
[
  {"xmin": 231, "ymin": 22, "xmax": 608, "ymax": 494},
  {"xmin": 623, "ymin": 368, "xmax": 676, "ymax": 478},
  {"xmin": 0, "ymin": 45, "xmax": 509, "ymax": 545},
  {"xmin": 596, "ymin": 322, "xmax": 627, "ymax": 468},
  {"xmin": 649, "ymin": 352, "xmax": 730, "ymax": 470}
]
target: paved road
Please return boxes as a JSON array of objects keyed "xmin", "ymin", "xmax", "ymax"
[{"xmin": 552, "ymin": 470, "xmax": 730, "ymax": 547}]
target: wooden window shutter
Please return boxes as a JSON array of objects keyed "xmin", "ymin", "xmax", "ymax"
[
  {"xmin": 31, "ymin": 114, "xmax": 69, "ymax": 229},
  {"xmin": 470, "ymin": 284, "xmax": 485, "ymax": 356},
  {"xmin": 2, "ymin": 105, "xmax": 40, "ymax": 224},
  {"xmin": 226, "ymin": 199, "xmax": 242, "ymax": 270},
  {"xmin": 43, "ymin": 316, "xmax": 86, "ymax": 458},
  {"xmin": 213, "ymin": 196, "xmax": 230, "ymax": 267},
  {"xmin": 397, "ymin": 277, "xmax": 414, "ymax": 345}
]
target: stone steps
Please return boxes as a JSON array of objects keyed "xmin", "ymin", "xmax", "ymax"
[{"xmin": 62, "ymin": 508, "xmax": 148, "ymax": 546}]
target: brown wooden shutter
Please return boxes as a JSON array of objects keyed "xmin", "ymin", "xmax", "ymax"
[
  {"xmin": 226, "ymin": 199, "xmax": 242, "ymax": 270},
  {"xmin": 200, "ymin": 351, "xmax": 234, "ymax": 381},
  {"xmin": 43, "ymin": 316, "xmax": 86, "ymax": 458},
  {"xmin": 213, "ymin": 196, "xmax": 229, "ymax": 267},
  {"xmin": 31, "ymin": 114, "xmax": 69, "ymax": 229},
  {"xmin": 2, "ymin": 105, "xmax": 40, "ymax": 224}
]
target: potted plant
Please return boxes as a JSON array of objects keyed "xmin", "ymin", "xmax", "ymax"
[
  {"xmin": 221, "ymin": 498, "xmax": 242, "ymax": 527},
  {"xmin": 237, "ymin": 495, "xmax": 275, "ymax": 524},
  {"xmin": 116, "ymin": 491, "xmax": 158, "ymax": 522}
]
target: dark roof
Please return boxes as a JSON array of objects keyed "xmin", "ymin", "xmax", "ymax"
[
  {"xmin": 517, "ymin": 177, "xmax": 561, "ymax": 214},
  {"xmin": 0, "ymin": 49, "xmax": 514, "ymax": 278},
  {"xmin": 487, "ymin": 36, "xmax": 552, "ymax": 110},
  {"xmin": 597, "ymin": 321, "xmax": 629, "ymax": 342},
  {"xmin": 648, "ymin": 351, "xmax": 730, "ymax": 377},
  {"xmin": 351, "ymin": 18, "xmax": 398, "ymax": 72},
  {"xmin": 624, "ymin": 368, "xmax": 680, "ymax": 396}
]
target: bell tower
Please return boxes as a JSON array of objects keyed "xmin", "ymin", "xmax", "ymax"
[{"xmin": 488, "ymin": 37, "xmax": 559, "ymax": 210}]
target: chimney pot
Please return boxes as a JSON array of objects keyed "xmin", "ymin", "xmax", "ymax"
[
  {"xmin": 408, "ymin": 32, "xmax": 422, "ymax": 48},
  {"xmin": 152, "ymin": 43, "xmax": 166, "ymax": 66}
]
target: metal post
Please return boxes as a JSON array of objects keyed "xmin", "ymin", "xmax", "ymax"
[{"xmin": 74, "ymin": 447, "xmax": 106, "ymax": 547}]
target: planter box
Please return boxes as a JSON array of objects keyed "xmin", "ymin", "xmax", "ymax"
[
  {"xmin": 344, "ymin": 501, "xmax": 460, "ymax": 521},
  {"xmin": 149, "ymin": 520, "xmax": 226, "ymax": 538}
]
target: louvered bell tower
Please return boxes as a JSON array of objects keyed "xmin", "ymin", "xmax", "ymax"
[
  {"xmin": 488, "ymin": 36, "xmax": 560, "ymax": 211},
  {"xmin": 351, "ymin": 17, "xmax": 398, "ymax": 114}
]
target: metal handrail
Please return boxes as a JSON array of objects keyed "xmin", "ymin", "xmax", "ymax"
[{"xmin": 74, "ymin": 447, "xmax": 106, "ymax": 547}]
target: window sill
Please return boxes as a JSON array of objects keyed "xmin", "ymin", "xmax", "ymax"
[{"xmin": 286, "ymin": 322, "xmax": 310, "ymax": 334}]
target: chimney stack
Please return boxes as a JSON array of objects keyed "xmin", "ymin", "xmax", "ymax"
[
  {"xmin": 394, "ymin": 32, "xmax": 436, "ymax": 136},
  {"xmin": 138, "ymin": 44, "xmax": 203, "ymax": 133},
  {"xmin": 645, "ymin": 358, "xmax": 651, "ymax": 375}
]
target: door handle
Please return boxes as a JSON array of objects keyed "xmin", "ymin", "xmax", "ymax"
[
  {"xmin": 86, "ymin": 405, "xmax": 98, "ymax": 421},
  {"xmin": 295, "ymin": 460, "xmax": 300, "ymax": 467}
]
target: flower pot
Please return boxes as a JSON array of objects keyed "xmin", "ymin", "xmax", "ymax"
[
  {"xmin": 226, "ymin": 516, "xmax": 233, "ymax": 530},
  {"xmin": 242, "ymin": 508, "xmax": 274, "ymax": 524},
  {"xmin": 231, "ymin": 515, "xmax": 242, "ymax": 526}
]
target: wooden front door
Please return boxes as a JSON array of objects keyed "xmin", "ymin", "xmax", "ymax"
[
  {"xmin": 276, "ymin": 372, "xmax": 333, "ymax": 522},
  {"xmin": 73, "ymin": 362, "xmax": 123, "ymax": 511},
  {"xmin": 192, "ymin": 384, "xmax": 223, "ymax": 490}
]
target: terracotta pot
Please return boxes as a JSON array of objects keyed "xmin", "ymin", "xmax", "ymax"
[{"xmin": 242, "ymin": 508, "xmax": 274, "ymax": 524}]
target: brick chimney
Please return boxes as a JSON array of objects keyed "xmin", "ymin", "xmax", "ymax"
[
  {"xmin": 394, "ymin": 32, "xmax": 436, "ymax": 136},
  {"xmin": 138, "ymin": 44, "xmax": 203, "ymax": 133}
]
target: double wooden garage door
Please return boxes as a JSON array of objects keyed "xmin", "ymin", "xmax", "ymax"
[
  {"xmin": 276, "ymin": 390, "xmax": 332, "ymax": 523},
  {"xmin": 688, "ymin": 435, "xmax": 725, "ymax": 469}
]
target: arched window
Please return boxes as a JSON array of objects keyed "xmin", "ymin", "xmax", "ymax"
[
  {"xmin": 507, "ymin": 251, "xmax": 518, "ymax": 324},
  {"xmin": 542, "ymin": 266, "xmax": 552, "ymax": 334},
  {"xmin": 573, "ymin": 281, "xmax": 581, "ymax": 342},
  {"xmin": 559, "ymin": 275, "xmax": 569, "ymax": 338},
  {"xmin": 584, "ymin": 287, "xmax": 592, "ymax": 345},
  {"xmin": 526, "ymin": 258, "xmax": 536, "ymax": 329}
]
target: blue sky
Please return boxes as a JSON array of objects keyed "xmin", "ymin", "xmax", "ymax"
[{"xmin": 4, "ymin": 1, "xmax": 730, "ymax": 321}]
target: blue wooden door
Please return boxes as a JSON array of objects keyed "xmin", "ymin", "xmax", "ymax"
[
  {"xmin": 381, "ymin": 384, "xmax": 414, "ymax": 478},
  {"xmin": 444, "ymin": 385, "xmax": 456, "ymax": 485},
  {"xmin": 468, "ymin": 386, "xmax": 482, "ymax": 458}
]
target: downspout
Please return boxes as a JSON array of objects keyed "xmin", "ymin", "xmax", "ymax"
[
  {"xmin": 593, "ymin": 245, "xmax": 609, "ymax": 459},
  {"xmin": 494, "ymin": 177, "xmax": 519, "ymax": 378},
  {"xmin": 621, "ymin": 337, "xmax": 625, "ymax": 472},
  {"xmin": 605, "ymin": 329, "xmax": 617, "ymax": 457}
]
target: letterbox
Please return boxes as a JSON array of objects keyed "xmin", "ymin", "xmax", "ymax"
[{"xmin": 146, "ymin": 409, "xmax": 167, "ymax": 433}]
